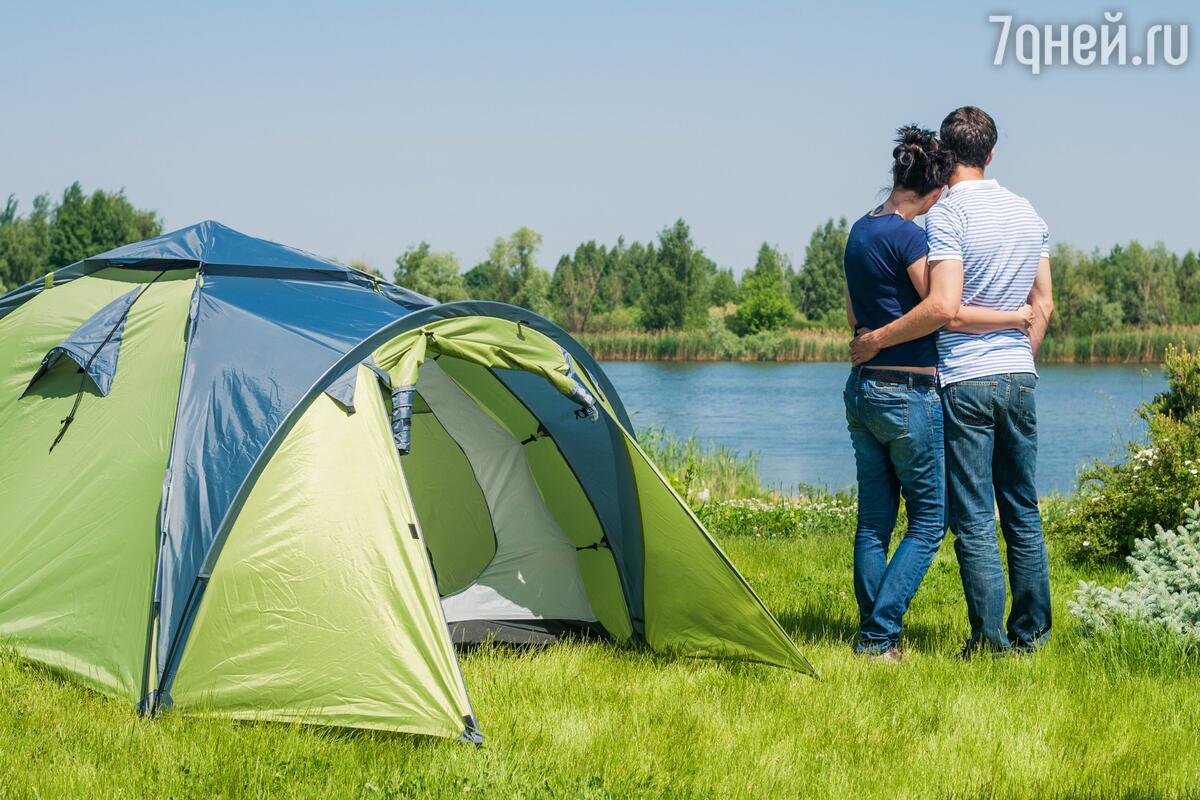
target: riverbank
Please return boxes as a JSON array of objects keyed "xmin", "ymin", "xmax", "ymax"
[{"xmin": 580, "ymin": 326, "xmax": 1200, "ymax": 363}]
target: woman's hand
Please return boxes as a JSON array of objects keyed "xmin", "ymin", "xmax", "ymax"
[{"xmin": 947, "ymin": 303, "xmax": 1037, "ymax": 335}]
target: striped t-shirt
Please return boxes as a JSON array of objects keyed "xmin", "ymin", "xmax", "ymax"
[{"xmin": 926, "ymin": 179, "xmax": 1049, "ymax": 386}]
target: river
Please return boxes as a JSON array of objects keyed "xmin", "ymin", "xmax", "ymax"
[{"xmin": 600, "ymin": 362, "xmax": 1165, "ymax": 496}]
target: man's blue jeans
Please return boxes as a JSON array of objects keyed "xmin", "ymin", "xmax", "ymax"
[
  {"xmin": 942, "ymin": 373, "xmax": 1052, "ymax": 652},
  {"xmin": 844, "ymin": 369, "xmax": 946, "ymax": 653}
]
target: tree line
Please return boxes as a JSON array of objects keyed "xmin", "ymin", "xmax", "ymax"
[{"xmin": 3, "ymin": 183, "xmax": 1197, "ymax": 339}]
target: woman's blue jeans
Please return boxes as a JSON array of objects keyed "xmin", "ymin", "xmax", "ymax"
[{"xmin": 844, "ymin": 369, "xmax": 946, "ymax": 653}]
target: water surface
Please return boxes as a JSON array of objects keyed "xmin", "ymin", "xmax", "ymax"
[{"xmin": 601, "ymin": 361, "xmax": 1164, "ymax": 496}]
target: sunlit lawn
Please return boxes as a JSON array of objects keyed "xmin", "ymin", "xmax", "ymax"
[{"xmin": 2, "ymin": 533, "xmax": 1197, "ymax": 799}]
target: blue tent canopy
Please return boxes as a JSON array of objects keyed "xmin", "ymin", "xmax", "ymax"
[
  {"xmin": 90, "ymin": 219, "xmax": 359, "ymax": 272},
  {"xmin": 0, "ymin": 221, "xmax": 635, "ymax": 711}
]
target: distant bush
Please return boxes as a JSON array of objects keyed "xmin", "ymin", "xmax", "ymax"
[
  {"xmin": 729, "ymin": 244, "xmax": 795, "ymax": 336},
  {"xmin": 1047, "ymin": 345, "xmax": 1200, "ymax": 563},
  {"xmin": 588, "ymin": 305, "xmax": 642, "ymax": 333},
  {"xmin": 1069, "ymin": 502, "xmax": 1200, "ymax": 642}
]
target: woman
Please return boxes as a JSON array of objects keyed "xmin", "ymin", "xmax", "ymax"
[{"xmin": 842, "ymin": 126, "xmax": 1033, "ymax": 660}]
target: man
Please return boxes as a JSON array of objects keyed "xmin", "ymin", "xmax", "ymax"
[{"xmin": 852, "ymin": 106, "xmax": 1054, "ymax": 654}]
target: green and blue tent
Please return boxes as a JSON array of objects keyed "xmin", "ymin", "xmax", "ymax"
[{"xmin": 0, "ymin": 222, "xmax": 813, "ymax": 742}]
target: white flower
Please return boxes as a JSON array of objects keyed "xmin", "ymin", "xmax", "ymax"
[
  {"xmin": 1082, "ymin": 540, "xmax": 1091, "ymax": 547},
  {"xmin": 696, "ymin": 487, "xmax": 710, "ymax": 501}
]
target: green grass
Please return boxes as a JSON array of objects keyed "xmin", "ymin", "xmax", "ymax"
[
  {"xmin": 3, "ymin": 531, "xmax": 1197, "ymax": 799},
  {"xmin": 637, "ymin": 425, "xmax": 772, "ymax": 501},
  {"xmin": 579, "ymin": 328, "xmax": 847, "ymax": 362},
  {"xmin": 1038, "ymin": 327, "xmax": 1200, "ymax": 364},
  {"xmin": 579, "ymin": 326, "xmax": 1200, "ymax": 364}
]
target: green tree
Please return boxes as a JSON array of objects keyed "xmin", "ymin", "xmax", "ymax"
[
  {"xmin": 464, "ymin": 227, "xmax": 551, "ymax": 315},
  {"xmin": 1089, "ymin": 242, "xmax": 1177, "ymax": 328},
  {"xmin": 612, "ymin": 238, "xmax": 651, "ymax": 310},
  {"xmin": 640, "ymin": 219, "xmax": 712, "ymax": 330},
  {"xmin": 551, "ymin": 240, "xmax": 626, "ymax": 333},
  {"xmin": 48, "ymin": 182, "xmax": 160, "ymax": 269},
  {"xmin": 792, "ymin": 218, "xmax": 849, "ymax": 327},
  {"xmin": 393, "ymin": 243, "xmax": 467, "ymax": 301},
  {"xmin": 0, "ymin": 184, "xmax": 158, "ymax": 292},
  {"xmin": 710, "ymin": 267, "xmax": 739, "ymax": 307},
  {"xmin": 463, "ymin": 261, "xmax": 498, "ymax": 299},
  {"xmin": 507, "ymin": 228, "xmax": 552, "ymax": 316},
  {"xmin": 0, "ymin": 194, "xmax": 52, "ymax": 292},
  {"xmin": 1050, "ymin": 244, "xmax": 1122, "ymax": 336},
  {"xmin": 732, "ymin": 243, "xmax": 795, "ymax": 335},
  {"xmin": 1120, "ymin": 242, "xmax": 1179, "ymax": 326},
  {"xmin": 1179, "ymin": 251, "xmax": 1200, "ymax": 325}
]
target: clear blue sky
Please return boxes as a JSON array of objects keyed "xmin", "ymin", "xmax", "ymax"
[{"xmin": 2, "ymin": 1, "xmax": 1196, "ymax": 274}]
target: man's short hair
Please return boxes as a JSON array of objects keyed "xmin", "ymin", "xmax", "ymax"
[{"xmin": 939, "ymin": 107, "xmax": 997, "ymax": 169}]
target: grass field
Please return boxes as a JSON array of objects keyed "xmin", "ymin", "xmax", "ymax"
[{"xmin": 3, "ymin": 527, "xmax": 1197, "ymax": 799}]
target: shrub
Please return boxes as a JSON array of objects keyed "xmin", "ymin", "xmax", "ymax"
[
  {"xmin": 729, "ymin": 243, "xmax": 796, "ymax": 336},
  {"xmin": 1047, "ymin": 345, "xmax": 1200, "ymax": 563},
  {"xmin": 1069, "ymin": 502, "xmax": 1200, "ymax": 642},
  {"xmin": 589, "ymin": 305, "xmax": 641, "ymax": 333}
]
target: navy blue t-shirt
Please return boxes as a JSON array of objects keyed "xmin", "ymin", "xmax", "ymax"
[{"xmin": 843, "ymin": 212, "xmax": 935, "ymax": 368}]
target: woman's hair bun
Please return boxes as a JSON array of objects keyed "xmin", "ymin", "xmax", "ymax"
[
  {"xmin": 896, "ymin": 125, "xmax": 933, "ymax": 148},
  {"xmin": 890, "ymin": 123, "xmax": 954, "ymax": 195}
]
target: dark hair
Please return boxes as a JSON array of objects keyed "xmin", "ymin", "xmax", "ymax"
[
  {"xmin": 939, "ymin": 106, "xmax": 997, "ymax": 169},
  {"xmin": 891, "ymin": 125, "xmax": 954, "ymax": 195}
]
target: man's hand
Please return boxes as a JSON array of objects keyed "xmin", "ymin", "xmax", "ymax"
[
  {"xmin": 850, "ymin": 329, "xmax": 880, "ymax": 365},
  {"xmin": 1027, "ymin": 256, "xmax": 1054, "ymax": 355},
  {"xmin": 1017, "ymin": 304, "xmax": 1036, "ymax": 336}
]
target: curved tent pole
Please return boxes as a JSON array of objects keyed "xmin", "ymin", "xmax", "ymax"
[
  {"xmin": 151, "ymin": 304, "xmax": 610, "ymax": 726},
  {"xmin": 412, "ymin": 302, "xmax": 633, "ymax": 431}
]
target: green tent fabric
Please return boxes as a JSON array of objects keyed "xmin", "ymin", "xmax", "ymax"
[
  {"xmin": 0, "ymin": 224, "xmax": 814, "ymax": 744},
  {"xmin": 0, "ymin": 269, "xmax": 195, "ymax": 701},
  {"xmin": 172, "ymin": 366, "xmax": 473, "ymax": 737}
]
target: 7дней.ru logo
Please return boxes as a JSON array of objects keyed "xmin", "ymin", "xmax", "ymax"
[{"xmin": 991, "ymin": 12, "xmax": 1188, "ymax": 74}]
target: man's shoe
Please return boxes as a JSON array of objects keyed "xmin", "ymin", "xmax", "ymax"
[
  {"xmin": 960, "ymin": 639, "xmax": 1011, "ymax": 660},
  {"xmin": 870, "ymin": 648, "xmax": 905, "ymax": 663}
]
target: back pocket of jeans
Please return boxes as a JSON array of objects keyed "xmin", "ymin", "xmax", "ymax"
[
  {"xmin": 861, "ymin": 389, "xmax": 909, "ymax": 442},
  {"xmin": 949, "ymin": 381, "xmax": 995, "ymax": 427},
  {"xmin": 1016, "ymin": 384, "xmax": 1037, "ymax": 435}
]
